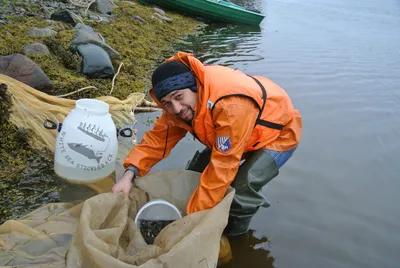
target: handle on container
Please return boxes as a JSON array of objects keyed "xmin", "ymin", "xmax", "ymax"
[
  {"xmin": 117, "ymin": 127, "xmax": 133, "ymax": 138},
  {"xmin": 44, "ymin": 119, "xmax": 62, "ymax": 132}
]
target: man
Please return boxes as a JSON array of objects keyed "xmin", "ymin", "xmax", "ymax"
[{"xmin": 112, "ymin": 51, "xmax": 302, "ymax": 236}]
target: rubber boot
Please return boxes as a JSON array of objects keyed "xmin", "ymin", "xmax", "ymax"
[
  {"xmin": 218, "ymin": 235, "xmax": 232, "ymax": 266},
  {"xmin": 223, "ymin": 215, "xmax": 253, "ymax": 237}
]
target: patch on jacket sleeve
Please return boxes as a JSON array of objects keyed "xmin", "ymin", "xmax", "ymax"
[{"xmin": 216, "ymin": 136, "xmax": 231, "ymax": 152}]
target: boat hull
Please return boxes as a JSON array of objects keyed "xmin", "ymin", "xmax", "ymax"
[{"xmin": 141, "ymin": 0, "xmax": 265, "ymax": 25}]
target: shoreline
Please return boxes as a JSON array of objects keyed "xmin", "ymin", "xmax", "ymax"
[{"xmin": 0, "ymin": 0, "xmax": 202, "ymax": 223}]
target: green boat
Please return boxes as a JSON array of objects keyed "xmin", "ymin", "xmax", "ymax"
[{"xmin": 140, "ymin": 0, "xmax": 265, "ymax": 26}]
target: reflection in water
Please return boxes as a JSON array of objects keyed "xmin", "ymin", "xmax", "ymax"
[
  {"xmin": 228, "ymin": 0, "xmax": 265, "ymax": 12},
  {"xmin": 220, "ymin": 229, "xmax": 274, "ymax": 268},
  {"xmin": 175, "ymin": 24, "xmax": 264, "ymax": 67},
  {"xmin": 0, "ymin": 153, "xmax": 99, "ymax": 224}
]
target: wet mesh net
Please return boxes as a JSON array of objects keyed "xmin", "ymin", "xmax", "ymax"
[
  {"xmin": 0, "ymin": 74, "xmax": 143, "ymax": 159},
  {"xmin": 0, "ymin": 170, "xmax": 234, "ymax": 267}
]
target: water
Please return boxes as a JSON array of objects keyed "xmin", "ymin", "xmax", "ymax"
[
  {"xmin": 135, "ymin": 0, "xmax": 400, "ymax": 267},
  {"xmin": 17, "ymin": 0, "xmax": 398, "ymax": 266}
]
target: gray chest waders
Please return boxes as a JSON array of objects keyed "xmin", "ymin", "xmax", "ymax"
[{"xmin": 185, "ymin": 147, "xmax": 279, "ymax": 236}]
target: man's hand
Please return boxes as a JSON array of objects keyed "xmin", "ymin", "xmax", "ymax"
[{"xmin": 112, "ymin": 170, "xmax": 135, "ymax": 196}]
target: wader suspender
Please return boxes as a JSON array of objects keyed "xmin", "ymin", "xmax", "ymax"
[
  {"xmin": 211, "ymin": 75, "xmax": 285, "ymax": 131},
  {"xmin": 247, "ymin": 75, "xmax": 284, "ymax": 130}
]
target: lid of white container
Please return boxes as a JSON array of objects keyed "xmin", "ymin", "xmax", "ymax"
[{"xmin": 76, "ymin": 99, "xmax": 109, "ymax": 115}]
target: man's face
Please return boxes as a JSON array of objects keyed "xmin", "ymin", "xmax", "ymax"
[{"xmin": 160, "ymin": 88, "xmax": 197, "ymax": 123}]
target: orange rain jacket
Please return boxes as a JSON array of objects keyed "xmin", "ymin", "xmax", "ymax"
[{"xmin": 124, "ymin": 52, "xmax": 302, "ymax": 215}]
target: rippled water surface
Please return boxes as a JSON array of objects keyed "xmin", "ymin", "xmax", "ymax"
[
  {"xmin": 51, "ymin": 0, "xmax": 400, "ymax": 266},
  {"xmin": 142, "ymin": 0, "xmax": 400, "ymax": 267}
]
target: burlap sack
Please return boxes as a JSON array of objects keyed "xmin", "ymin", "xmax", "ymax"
[{"xmin": 0, "ymin": 170, "xmax": 234, "ymax": 268}]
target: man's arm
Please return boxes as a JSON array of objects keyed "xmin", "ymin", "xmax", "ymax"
[
  {"xmin": 124, "ymin": 112, "xmax": 188, "ymax": 176},
  {"xmin": 186, "ymin": 96, "xmax": 259, "ymax": 214}
]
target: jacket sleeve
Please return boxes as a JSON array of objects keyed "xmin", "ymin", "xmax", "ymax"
[
  {"xmin": 123, "ymin": 112, "xmax": 188, "ymax": 176},
  {"xmin": 186, "ymin": 96, "xmax": 259, "ymax": 215}
]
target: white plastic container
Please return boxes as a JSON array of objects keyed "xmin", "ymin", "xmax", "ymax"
[
  {"xmin": 45, "ymin": 99, "xmax": 122, "ymax": 183},
  {"xmin": 135, "ymin": 199, "xmax": 182, "ymax": 229}
]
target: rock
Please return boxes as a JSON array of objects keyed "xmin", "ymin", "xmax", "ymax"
[
  {"xmin": 74, "ymin": 23, "xmax": 95, "ymax": 33},
  {"xmin": 153, "ymin": 12, "xmax": 172, "ymax": 23},
  {"xmin": 0, "ymin": 20, "xmax": 6, "ymax": 25},
  {"xmin": 98, "ymin": 15, "xmax": 110, "ymax": 23},
  {"xmin": 88, "ymin": 15, "xmax": 100, "ymax": 21},
  {"xmin": 76, "ymin": 44, "xmax": 115, "ymax": 79},
  {"xmin": 46, "ymin": 191, "xmax": 60, "ymax": 201},
  {"xmin": 87, "ymin": 14, "xmax": 111, "ymax": 23},
  {"xmin": 45, "ymin": 19, "xmax": 57, "ymax": 24},
  {"xmin": 71, "ymin": 28, "xmax": 121, "ymax": 60},
  {"xmin": 0, "ymin": 54, "xmax": 53, "ymax": 93},
  {"xmin": 50, "ymin": 10, "xmax": 77, "ymax": 26},
  {"xmin": 151, "ymin": 15, "xmax": 164, "ymax": 24},
  {"xmin": 152, "ymin": 7, "xmax": 165, "ymax": 15},
  {"xmin": 89, "ymin": 0, "xmax": 114, "ymax": 14},
  {"xmin": 20, "ymin": 42, "xmax": 50, "ymax": 55},
  {"xmin": 132, "ymin": 15, "xmax": 146, "ymax": 23},
  {"xmin": 48, "ymin": 2, "xmax": 59, "ymax": 8},
  {"xmin": 26, "ymin": 27, "xmax": 56, "ymax": 37},
  {"xmin": 88, "ymin": 15, "xmax": 110, "ymax": 23}
]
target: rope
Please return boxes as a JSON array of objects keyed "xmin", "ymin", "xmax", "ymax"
[
  {"xmin": 109, "ymin": 62, "xmax": 124, "ymax": 95},
  {"xmin": 56, "ymin": 86, "xmax": 98, "ymax": 98}
]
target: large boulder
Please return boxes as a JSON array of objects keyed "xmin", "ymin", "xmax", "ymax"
[
  {"xmin": 89, "ymin": 0, "xmax": 114, "ymax": 14},
  {"xmin": 50, "ymin": 10, "xmax": 77, "ymax": 26},
  {"xmin": 71, "ymin": 28, "xmax": 121, "ymax": 60},
  {"xmin": 0, "ymin": 54, "xmax": 53, "ymax": 93},
  {"xmin": 76, "ymin": 44, "xmax": 115, "ymax": 79}
]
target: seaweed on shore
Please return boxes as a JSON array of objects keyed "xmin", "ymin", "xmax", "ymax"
[{"xmin": 0, "ymin": 1, "xmax": 202, "ymax": 223}]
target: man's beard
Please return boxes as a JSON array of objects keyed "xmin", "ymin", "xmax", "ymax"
[{"xmin": 176, "ymin": 106, "xmax": 194, "ymax": 124}]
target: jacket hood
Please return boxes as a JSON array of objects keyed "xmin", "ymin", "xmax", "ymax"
[{"xmin": 149, "ymin": 51, "xmax": 206, "ymax": 110}]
